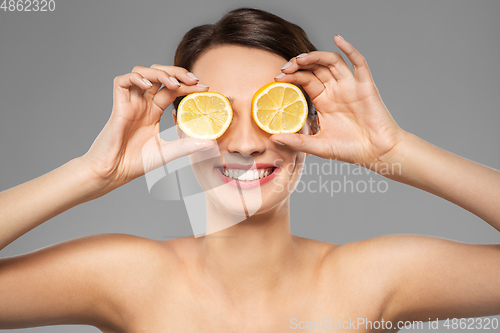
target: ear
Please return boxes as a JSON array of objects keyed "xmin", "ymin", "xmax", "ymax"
[
  {"xmin": 303, "ymin": 116, "xmax": 320, "ymax": 156},
  {"xmin": 309, "ymin": 115, "xmax": 320, "ymax": 136},
  {"xmin": 298, "ymin": 121, "xmax": 311, "ymax": 156}
]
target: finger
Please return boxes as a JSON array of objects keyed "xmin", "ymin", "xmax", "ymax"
[
  {"xmin": 152, "ymin": 82, "xmax": 210, "ymax": 111},
  {"xmin": 269, "ymin": 133, "xmax": 330, "ymax": 157},
  {"xmin": 150, "ymin": 64, "xmax": 200, "ymax": 86},
  {"xmin": 274, "ymin": 70, "xmax": 325, "ymax": 100},
  {"xmin": 132, "ymin": 66, "xmax": 182, "ymax": 93},
  {"xmin": 294, "ymin": 51, "xmax": 354, "ymax": 81},
  {"xmin": 159, "ymin": 137, "xmax": 218, "ymax": 165},
  {"xmin": 113, "ymin": 72, "xmax": 154, "ymax": 101},
  {"xmin": 334, "ymin": 35, "xmax": 373, "ymax": 83},
  {"xmin": 283, "ymin": 56, "xmax": 335, "ymax": 84},
  {"xmin": 142, "ymin": 135, "xmax": 217, "ymax": 173}
]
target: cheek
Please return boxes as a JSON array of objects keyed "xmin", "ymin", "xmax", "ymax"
[
  {"xmin": 294, "ymin": 153, "xmax": 307, "ymax": 179},
  {"xmin": 189, "ymin": 152, "xmax": 211, "ymax": 179},
  {"xmin": 282, "ymin": 153, "xmax": 307, "ymax": 183}
]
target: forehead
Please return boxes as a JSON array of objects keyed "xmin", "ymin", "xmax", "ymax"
[{"xmin": 190, "ymin": 45, "xmax": 287, "ymax": 102}]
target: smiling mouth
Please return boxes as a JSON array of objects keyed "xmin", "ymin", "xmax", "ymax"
[{"xmin": 214, "ymin": 167, "xmax": 278, "ymax": 181}]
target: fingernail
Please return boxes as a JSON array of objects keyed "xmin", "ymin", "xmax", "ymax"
[
  {"xmin": 336, "ymin": 34, "xmax": 344, "ymax": 40},
  {"xmin": 187, "ymin": 72, "xmax": 199, "ymax": 81},
  {"xmin": 274, "ymin": 73, "xmax": 286, "ymax": 79},
  {"xmin": 197, "ymin": 140, "xmax": 216, "ymax": 150},
  {"xmin": 196, "ymin": 82, "xmax": 209, "ymax": 88},
  {"xmin": 270, "ymin": 139, "xmax": 286, "ymax": 146},
  {"xmin": 281, "ymin": 62, "xmax": 292, "ymax": 70},
  {"xmin": 170, "ymin": 76, "xmax": 181, "ymax": 86},
  {"xmin": 142, "ymin": 78, "xmax": 153, "ymax": 87},
  {"xmin": 296, "ymin": 53, "xmax": 308, "ymax": 58}
]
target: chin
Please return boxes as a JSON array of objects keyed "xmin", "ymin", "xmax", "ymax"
[{"xmin": 207, "ymin": 185, "xmax": 289, "ymax": 219}]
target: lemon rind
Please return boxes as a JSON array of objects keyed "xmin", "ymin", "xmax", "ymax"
[{"xmin": 251, "ymin": 82, "xmax": 308, "ymax": 135}]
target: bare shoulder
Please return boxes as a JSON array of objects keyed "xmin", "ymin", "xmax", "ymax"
[
  {"xmin": 70, "ymin": 232, "xmax": 180, "ymax": 292},
  {"xmin": 27, "ymin": 232, "xmax": 175, "ymax": 270},
  {"xmin": 314, "ymin": 234, "xmax": 427, "ymax": 318},
  {"xmin": 319, "ymin": 234, "xmax": 438, "ymax": 281},
  {"xmin": 0, "ymin": 233, "xmax": 176, "ymax": 332},
  {"xmin": 39, "ymin": 232, "xmax": 178, "ymax": 293},
  {"xmin": 321, "ymin": 233, "xmax": 443, "ymax": 264},
  {"xmin": 318, "ymin": 234, "xmax": 500, "ymax": 320},
  {"xmin": 72, "ymin": 233, "xmax": 188, "ymax": 331},
  {"xmin": 0, "ymin": 232, "xmax": 173, "ymax": 278},
  {"xmin": 322, "ymin": 233, "xmax": 494, "ymax": 265}
]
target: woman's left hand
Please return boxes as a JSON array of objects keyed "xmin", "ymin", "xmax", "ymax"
[{"xmin": 272, "ymin": 35, "xmax": 405, "ymax": 171}]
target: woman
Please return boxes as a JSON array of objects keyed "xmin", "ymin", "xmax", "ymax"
[{"xmin": 1, "ymin": 7, "xmax": 499, "ymax": 332}]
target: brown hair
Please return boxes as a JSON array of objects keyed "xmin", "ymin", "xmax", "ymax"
[{"xmin": 173, "ymin": 7, "xmax": 319, "ymax": 129}]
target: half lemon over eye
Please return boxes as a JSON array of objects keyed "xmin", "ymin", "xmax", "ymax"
[
  {"xmin": 176, "ymin": 92, "xmax": 233, "ymax": 140},
  {"xmin": 251, "ymin": 82, "xmax": 308, "ymax": 134}
]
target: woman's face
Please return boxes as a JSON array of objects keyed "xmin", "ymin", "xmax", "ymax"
[{"xmin": 177, "ymin": 45, "xmax": 312, "ymax": 218}]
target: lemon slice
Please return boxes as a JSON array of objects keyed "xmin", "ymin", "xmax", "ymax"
[
  {"xmin": 176, "ymin": 92, "xmax": 233, "ymax": 139},
  {"xmin": 251, "ymin": 82, "xmax": 308, "ymax": 134}
]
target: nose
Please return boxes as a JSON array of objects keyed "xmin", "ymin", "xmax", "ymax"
[{"xmin": 223, "ymin": 105, "xmax": 267, "ymax": 157}]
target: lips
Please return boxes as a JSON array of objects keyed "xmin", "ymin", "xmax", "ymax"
[{"xmin": 214, "ymin": 163, "xmax": 278, "ymax": 179}]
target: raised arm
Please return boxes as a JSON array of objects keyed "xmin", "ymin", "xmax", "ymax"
[
  {"xmin": 0, "ymin": 158, "xmax": 103, "ymax": 251},
  {"xmin": 0, "ymin": 65, "xmax": 214, "ymax": 329},
  {"xmin": 384, "ymin": 131, "xmax": 500, "ymax": 230},
  {"xmin": 271, "ymin": 35, "xmax": 500, "ymax": 321},
  {"xmin": 0, "ymin": 66, "xmax": 213, "ymax": 251},
  {"xmin": 272, "ymin": 35, "xmax": 500, "ymax": 231}
]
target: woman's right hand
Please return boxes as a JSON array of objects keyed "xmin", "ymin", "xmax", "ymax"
[{"xmin": 82, "ymin": 65, "xmax": 215, "ymax": 193}]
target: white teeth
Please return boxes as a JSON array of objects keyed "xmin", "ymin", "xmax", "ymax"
[
  {"xmin": 239, "ymin": 170, "xmax": 255, "ymax": 181},
  {"xmin": 238, "ymin": 170, "xmax": 247, "ymax": 181},
  {"xmin": 220, "ymin": 168, "xmax": 275, "ymax": 181}
]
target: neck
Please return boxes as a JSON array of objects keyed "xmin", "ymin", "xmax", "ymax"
[{"xmin": 198, "ymin": 197, "xmax": 299, "ymax": 296}]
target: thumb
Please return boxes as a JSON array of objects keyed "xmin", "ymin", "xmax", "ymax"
[
  {"xmin": 269, "ymin": 133, "xmax": 324, "ymax": 156},
  {"xmin": 142, "ymin": 136, "xmax": 217, "ymax": 173},
  {"xmin": 159, "ymin": 137, "xmax": 217, "ymax": 164}
]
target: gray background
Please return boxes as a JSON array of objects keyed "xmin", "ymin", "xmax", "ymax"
[{"xmin": 1, "ymin": 0, "xmax": 499, "ymax": 332}]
